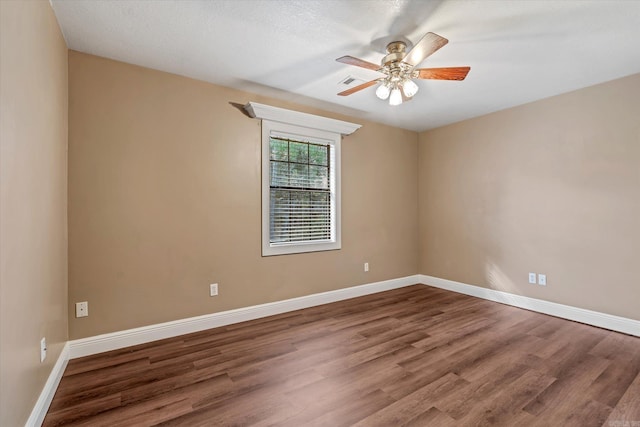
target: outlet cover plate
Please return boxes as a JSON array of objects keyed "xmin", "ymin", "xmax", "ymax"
[
  {"xmin": 75, "ymin": 301, "xmax": 88, "ymax": 318},
  {"xmin": 538, "ymin": 274, "xmax": 547, "ymax": 286},
  {"xmin": 210, "ymin": 283, "xmax": 218, "ymax": 296},
  {"xmin": 528, "ymin": 273, "xmax": 537, "ymax": 284},
  {"xmin": 40, "ymin": 338, "xmax": 46, "ymax": 362}
]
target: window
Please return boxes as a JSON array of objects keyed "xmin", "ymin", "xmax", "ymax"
[
  {"xmin": 262, "ymin": 121, "xmax": 340, "ymax": 255},
  {"xmin": 245, "ymin": 102, "xmax": 360, "ymax": 256}
]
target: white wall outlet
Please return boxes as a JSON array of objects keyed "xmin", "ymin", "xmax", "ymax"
[
  {"xmin": 40, "ymin": 337, "xmax": 46, "ymax": 363},
  {"xmin": 528, "ymin": 273, "xmax": 537, "ymax": 284},
  {"xmin": 364, "ymin": 262, "xmax": 369, "ymax": 272},
  {"xmin": 75, "ymin": 301, "xmax": 88, "ymax": 318},
  {"xmin": 538, "ymin": 274, "xmax": 547, "ymax": 286},
  {"xmin": 210, "ymin": 283, "xmax": 218, "ymax": 297}
]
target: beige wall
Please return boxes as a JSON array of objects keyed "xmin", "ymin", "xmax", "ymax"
[
  {"xmin": 68, "ymin": 51, "xmax": 419, "ymax": 339},
  {"xmin": 0, "ymin": 1, "xmax": 69, "ymax": 425},
  {"xmin": 418, "ymin": 73, "xmax": 640, "ymax": 320}
]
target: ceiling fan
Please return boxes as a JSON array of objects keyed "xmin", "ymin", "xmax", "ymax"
[{"xmin": 336, "ymin": 32, "xmax": 470, "ymax": 106}]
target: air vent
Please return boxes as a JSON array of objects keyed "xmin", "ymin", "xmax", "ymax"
[{"xmin": 338, "ymin": 76, "xmax": 365, "ymax": 87}]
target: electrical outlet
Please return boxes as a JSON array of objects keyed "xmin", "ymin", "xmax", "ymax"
[
  {"xmin": 528, "ymin": 273, "xmax": 537, "ymax": 284},
  {"xmin": 364, "ymin": 262, "xmax": 369, "ymax": 272},
  {"xmin": 40, "ymin": 338, "xmax": 47, "ymax": 363},
  {"xmin": 538, "ymin": 274, "xmax": 547, "ymax": 286},
  {"xmin": 210, "ymin": 283, "xmax": 218, "ymax": 297},
  {"xmin": 75, "ymin": 301, "xmax": 88, "ymax": 318}
]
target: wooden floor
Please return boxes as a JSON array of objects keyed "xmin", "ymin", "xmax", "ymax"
[{"xmin": 44, "ymin": 285, "xmax": 640, "ymax": 426}]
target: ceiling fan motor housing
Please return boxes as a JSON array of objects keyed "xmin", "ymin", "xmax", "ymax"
[{"xmin": 382, "ymin": 41, "xmax": 407, "ymax": 67}]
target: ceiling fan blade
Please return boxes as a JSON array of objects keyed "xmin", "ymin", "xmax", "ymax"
[
  {"xmin": 337, "ymin": 80, "xmax": 379, "ymax": 96},
  {"xmin": 402, "ymin": 32, "xmax": 448, "ymax": 67},
  {"xmin": 336, "ymin": 55, "xmax": 381, "ymax": 71},
  {"xmin": 415, "ymin": 67, "xmax": 470, "ymax": 80}
]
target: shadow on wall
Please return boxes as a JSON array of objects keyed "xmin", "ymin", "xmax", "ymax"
[
  {"xmin": 485, "ymin": 261, "xmax": 553, "ymax": 313},
  {"xmin": 485, "ymin": 261, "xmax": 520, "ymax": 295}
]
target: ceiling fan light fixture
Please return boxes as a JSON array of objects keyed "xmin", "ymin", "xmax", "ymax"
[
  {"xmin": 389, "ymin": 87, "xmax": 403, "ymax": 106},
  {"xmin": 335, "ymin": 32, "xmax": 470, "ymax": 105},
  {"xmin": 402, "ymin": 79, "xmax": 419, "ymax": 98},
  {"xmin": 375, "ymin": 83, "xmax": 390, "ymax": 100}
]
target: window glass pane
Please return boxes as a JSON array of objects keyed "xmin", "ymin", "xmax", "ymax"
[
  {"xmin": 309, "ymin": 165, "xmax": 329, "ymax": 189},
  {"xmin": 309, "ymin": 144, "xmax": 328, "ymax": 166},
  {"xmin": 270, "ymin": 139, "xmax": 288, "ymax": 161},
  {"xmin": 289, "ymin": 191, "xmax": 311, "ymax": 241},
  {"xmin": 289, "ymin": 141, "xmax": 308, "ymax": 163},
  {"xmin": 289, "ymin": 163, "xmax": 309, "ymax": 188},
  {"xmin": 310, "ymin": 191, "xmax": 330, "ymax": 214},
  {"xmin": 309, "ymin": 191, "xmax": 331, "ymax": 238},
  {"xmin": 270, "ymin": 190, "xmax": 290, "ymax": 243},
  {"xmin": 270, "ymin": 161, "xmax": 289, "ymax": 187}
]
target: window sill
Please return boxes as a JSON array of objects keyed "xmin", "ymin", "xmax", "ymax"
[{"xmin": 262, "ymin": 240, "xmax": 341, "ymax": 256}]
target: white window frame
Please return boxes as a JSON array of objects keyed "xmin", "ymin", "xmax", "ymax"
[
  {"xmin": 262, "ymin": 121, "xmax": 340, "ymax": 256},
  {"xmin": 244, "ymin": 102, "xmax": 360, "ymax": 257}
]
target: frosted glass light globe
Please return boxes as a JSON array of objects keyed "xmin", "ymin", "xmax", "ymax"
[
  {"xmin": 402, "ymin": 79, "xmax": 419, "ymax": 98},
  {"xmin": 389, "ymin": 88, "xmax": 403, "ymax": 106},
  {"xmin": 376, "ymin": 84, "xmax": 390, "ymax": 100}
]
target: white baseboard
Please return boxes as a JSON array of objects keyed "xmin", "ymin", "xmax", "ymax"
[
  {"xmin": 26, "ymin": 342, "xmax": 69, "ymax": 427},
  {"xmin": 419, "ymin": 274, "xmax": 639, "ymax": 337},
  {"xmin": 69, "ymin": 275, "xmax": 421, "ymax": 359}
]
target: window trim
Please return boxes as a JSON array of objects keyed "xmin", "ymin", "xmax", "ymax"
[
  {"xmin": 245, "ymin": 102, "xmax": 361, "ymax": 257},
  {"xmin": 261, "ymin": 121, "xmax": 341, "ymax": 256},
  {"xmin": 245, "ymin": 102, "xmax": 362, "ymax": 136}
]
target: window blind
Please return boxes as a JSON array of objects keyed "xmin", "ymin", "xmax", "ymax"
[{"xmin": 269, "ymin": 136, "xmax": 334, "ymax": 244}]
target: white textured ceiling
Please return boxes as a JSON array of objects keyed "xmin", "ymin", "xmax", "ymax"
[{"xmin": 51, "ymin": 0, "xmax": 640, "ymax": 132}]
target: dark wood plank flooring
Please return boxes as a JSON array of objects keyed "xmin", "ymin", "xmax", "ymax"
[{"xmin": 44, "ymin": 285, "xmax": 640, "ymax": 426}]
